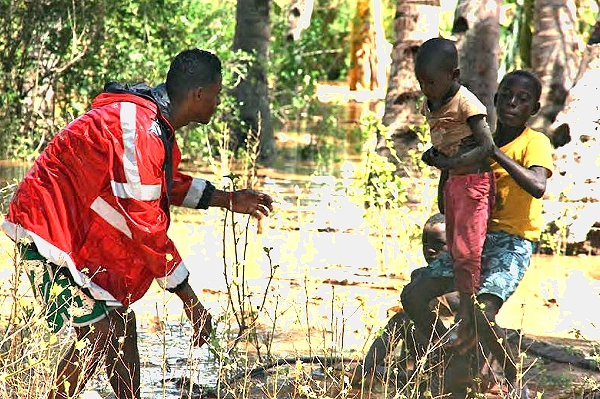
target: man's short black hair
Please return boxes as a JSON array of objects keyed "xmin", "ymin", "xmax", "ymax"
[
  {"xmin": 415, "ymin": 37, "xmax": 458, "ymax": 73},
  {"xmin": 166, "ymin": 49, "xmax": 222, "ymax": 104},
  {"xmin": 499, "ymin": 70, "xmax": 542, "ymax": 102}
]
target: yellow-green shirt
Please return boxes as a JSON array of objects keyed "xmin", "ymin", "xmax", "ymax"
[{"xmin": 488, "ymin": 127, "xmax": 554, "ymax": 241}]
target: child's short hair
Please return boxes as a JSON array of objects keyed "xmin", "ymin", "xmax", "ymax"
[
  {"xmin": 415, "ymin": 38, "xmax": 458, "ymax": 73},
  {"xmin": 423, "ymin": 213, "xmax": 445, "ymax": 234},
  {"xmin": 499, "ymin": 70, "xmax": 542, "ymax": 102}
]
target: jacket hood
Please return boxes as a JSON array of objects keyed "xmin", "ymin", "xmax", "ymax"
[{"xmin": 92, "ymin": 82, "xmax": 174, "ymax": 126}]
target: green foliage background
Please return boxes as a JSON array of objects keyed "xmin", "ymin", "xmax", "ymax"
[
  {"xmin": 0, "ymin": 0, "xmax": 597, "ymax": 162},
  {"xmin": 0, "ymin": 0, "xmax": 359, "ymax": 161}
]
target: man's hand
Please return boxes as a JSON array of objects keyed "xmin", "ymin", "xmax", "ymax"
[
  {"xmin": 185, "ymin": 303, "xmax": 212, "ymax": 347},
  {"xmin": 230, "ymin": 189, "xmax": 274, "ymax": 219},
  {"xmin": 175, "ymin": 282, "xmax": 213, "ymax": 347}
]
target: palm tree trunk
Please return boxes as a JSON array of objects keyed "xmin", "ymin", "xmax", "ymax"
[
  {"xmin": 452, "ymin": 0, "xmax": 500, "ymax": 131},
  {"xmin": 347, "ymin": 0, "xmax": 389, "ymax": 92},
  {"xmin": 380, "ymin": 0, "xmax": 440, "ymax": 173},
  {"xmin": 549, "ymin": 15, "xmax": 600, "ymax": 147},
  {"xmin": 529, "ymin": 0, "xmax": 580, "ymax": 134},
  {"xmin": 233, "ymin": 0, "xmax": 275, "ymax": 160}
]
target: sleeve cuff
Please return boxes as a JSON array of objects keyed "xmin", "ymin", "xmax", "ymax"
[
  {"xmin": 155, "ymin": 261, "xmax": 189, "ymax": 291},
  {"xmin": 195, "ymin": 182, "xmax": 216, "ymax": 210}
]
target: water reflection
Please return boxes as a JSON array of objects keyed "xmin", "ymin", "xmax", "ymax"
[{"xmin": 86, "ymin": 321, "xmax": 218, "ymax": 398}]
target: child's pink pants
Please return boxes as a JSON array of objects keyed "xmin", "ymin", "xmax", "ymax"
[{"xmin": 443, "ymin": 171, "xmax": 495, "ymax": 294}]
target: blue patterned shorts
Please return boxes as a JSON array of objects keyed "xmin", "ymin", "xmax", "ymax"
[{"xmin": 425, "ymin": 230, "xmax": 535, "ymax": 301}]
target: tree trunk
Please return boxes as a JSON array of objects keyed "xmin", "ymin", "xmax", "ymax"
[
  {"xmin": 529, "ymin": 0, "xmax": 580, "ymax": 135},
  {"xmin": 380, "ymin": 0, "xmax": 441, "ymax": 172},
  {"xmin": 452, "ymin": 0, "xmax": 500, "ymax": 131},
  {"xmin": 233, "ymin": 0, "xmax": 275, "ymax": 160},
  {"xmin": 549, "ymin": 15, "xmax": 600, "ymax": 147},
  {"xmin": 347, "ymin": 0, "xmax": 388, "ymax": 92}
]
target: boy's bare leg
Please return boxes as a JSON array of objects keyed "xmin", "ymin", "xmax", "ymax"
[
  {"xmin": 105, "ymin": 309, "xmax": 141, "ymax": 399},
  {"xmin": 362, "ymin": 312, "xmax": 408, "ymax": 375},
  {"xmin": 446, "ymin": 292, "xmax": 476, "ymax": 351},
  {"xmin": 473, "ymin": 294, "xmax": 518, "ymax": 385},
  {"xmin": 49, "ymin": 318, "xmax": 113, "ymax": 399},
  {"xmin": 401, "ymin": 275, "xmax": 453, "ymax": 343}
]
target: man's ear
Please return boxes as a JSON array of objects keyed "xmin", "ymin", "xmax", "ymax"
[
  {"xmin": 192, "ymin": 86, "xmax": 204, "ymax": 101},
  {"xmin": 531, "ymin": 101, "xmax": 541, "ymax": 115}
]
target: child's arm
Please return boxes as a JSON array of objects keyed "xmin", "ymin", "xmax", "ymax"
[
  {"xmin": 452, "ymin": 115, "xmax": 494, "ymax": 167},
  {"xmin": 438, "ymin": 169, "xmax": 448, "ymax": 214},
  {"xmin": 424, "ymin": 115, "xmax": 493, "ymax": 170},
  {"xmin": 491, "ymin": 145, "xmax": 549, "ymax": 198}
]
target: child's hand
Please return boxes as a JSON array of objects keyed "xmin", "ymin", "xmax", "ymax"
[
  {"xmin": 421, "ymin": 147, "xmax": 438, "ymax": 166},
  {"xmin": 423, "ymin": 147, "xmax": 455, "ymax": 169}
]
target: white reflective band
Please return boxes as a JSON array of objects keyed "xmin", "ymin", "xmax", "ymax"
[
  {"xmin": 111, "ymin": 102, "xmax": 161, "ymax": 201},
  {"xmin": 90, "ymin": 197, "xmax": 133, "ymax": 239},
  {"xmin": 0, "ymin": 221, "xmax": 121, "ymax": 305},
  {"xmin": 111, "ymin": 181, "xmax": 161, "ymax": 201},
  {"xmin": 155, "ymin": 261, "xmax": 189, "ymax": 290},
  {"xmin": 181, "ymin": 178, "xmax": 208, "ymax": 208}
]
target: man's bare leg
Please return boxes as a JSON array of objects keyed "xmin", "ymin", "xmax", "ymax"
[
  {"xmin": 49, "ymin": 318, "xmax": 113, "ymax": 399},
  {"xmin": 105, "ymin": 308, "xmax": 141, "ymax": 399}
]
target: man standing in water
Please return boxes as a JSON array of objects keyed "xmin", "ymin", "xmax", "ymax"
[{"xmin": 3, "ymin": 49, "xmax": 273, "ymax": 399}]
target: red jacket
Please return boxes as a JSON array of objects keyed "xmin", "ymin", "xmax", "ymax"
[{"xmin": 3, "ymin": 84, "xmax": 215, "ymax": 306}]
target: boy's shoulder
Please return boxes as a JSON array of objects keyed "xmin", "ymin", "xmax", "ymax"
[
  {"xmin": 455, "ymin": 86, "xmax": 487, "ymax": 117},
  {"xmin": 512, "ymin": 127, "xmax": 552, "ymax": 146}
]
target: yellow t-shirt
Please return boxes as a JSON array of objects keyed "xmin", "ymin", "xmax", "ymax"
[{"xmin": 488, "ymin": 127, "xmax": 554, "ymax": 241}]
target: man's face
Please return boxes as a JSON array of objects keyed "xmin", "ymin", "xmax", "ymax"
[
  {"xmin": 195, "ymin": 76, "xmax": 222, "ymax": 124},
  {"xmin": 422, "ymin": 222, "xmax": 447, "ymax": 264}
]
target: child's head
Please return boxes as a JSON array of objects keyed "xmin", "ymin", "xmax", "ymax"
[
  {"xmin": 495, "ymin": 70, "xmax": 541, "ymax": 128},
  {"xmin": 414, "ymin": 38, "xmax": 460, "ymax": 101},
  {"xmin": 422, "ymin": 213, "xmax": 447, "ymax": 264}
]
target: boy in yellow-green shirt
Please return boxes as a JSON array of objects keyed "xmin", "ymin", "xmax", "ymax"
[{"xmin": 401, "ymin": 70, "xmax": 554, "ymax": 398}]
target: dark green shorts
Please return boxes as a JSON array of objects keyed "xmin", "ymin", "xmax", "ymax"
[{"xmin": 20, "ymin": 243, "xmax": 110, "ymax": 333}]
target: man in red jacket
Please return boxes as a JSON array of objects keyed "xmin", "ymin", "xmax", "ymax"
[{"xmin": 3, "ymin": 48, "xmax": 273, "ymax": 399}]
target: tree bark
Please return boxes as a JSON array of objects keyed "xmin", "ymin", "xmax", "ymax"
[
  {"xmin": 380, "ymin": 0, "xmax": 440, "ymax": 173},
  {"xmin": 286, "ymin": 0, "xmax": 315, "ymax": 41},
  {"xmin": 347, "ymin": 0, "xmax": 388, "ymax": 92},
  {"xmin": 452, "ymin": 0, "xmax": 500, "ymax": 131},
  {"xmin": 550, "ymin": 15, "xmax": 600, "ymax": 146},
  {"xmin": 529, "ymin": 0, "xmax": 580, "ymax": 135},
  {"xmin": 233, "ymin": 0, "xmax": 275, "ymax": 160}
]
